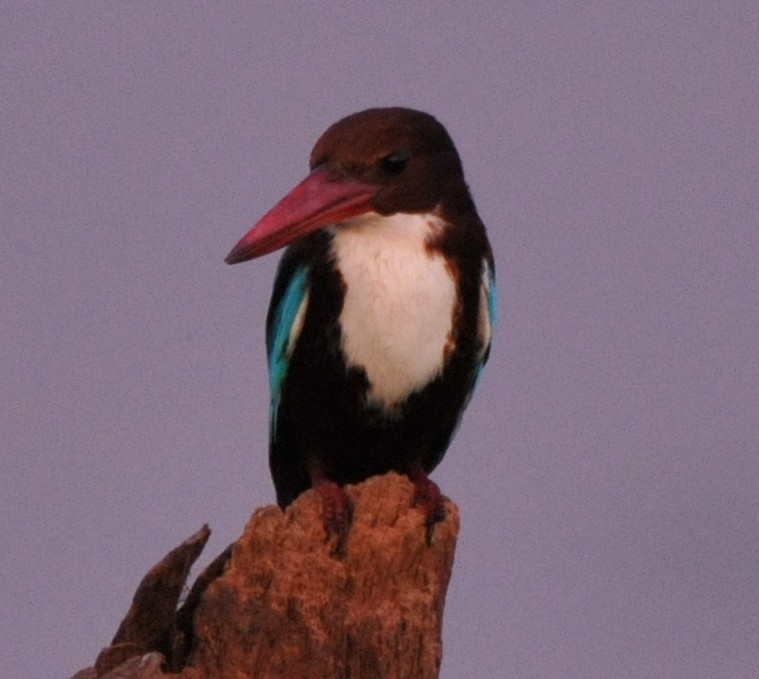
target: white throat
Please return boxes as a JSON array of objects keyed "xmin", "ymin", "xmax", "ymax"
[{"xmin": 331, "ymin": 212, "xmax": 457, "ymax": 411}]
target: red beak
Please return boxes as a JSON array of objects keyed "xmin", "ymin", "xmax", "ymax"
[{"xmin": 225, "ymin": 166, "xmax": 378, "ymax": 264}]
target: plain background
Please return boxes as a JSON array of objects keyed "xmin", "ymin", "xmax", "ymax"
[{"xmin": 3, "ymin": 3, "xmax": 758, "ymax": 678}]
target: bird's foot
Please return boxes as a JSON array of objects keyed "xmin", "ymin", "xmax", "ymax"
[
  {"xmin": 313, "ymin": 479, "xmax": 353, "ymax": 557},
  {"xmin": 408, "ymin": 468, "xmax": 446, "ymax": 546}
]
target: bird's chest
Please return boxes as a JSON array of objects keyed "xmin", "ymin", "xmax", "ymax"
[{"xmin": 330, "ymin": 213, "xmax": 458, "ymax": 411}]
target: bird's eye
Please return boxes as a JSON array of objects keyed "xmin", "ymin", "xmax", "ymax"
[{"xmin": 380, "ymin": 151, "xmax": 410, "ymax": 177}]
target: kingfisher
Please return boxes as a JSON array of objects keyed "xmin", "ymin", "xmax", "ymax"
[{"xmin": 226, "ymin": 107, "xmax": 495, "ymax": 543}]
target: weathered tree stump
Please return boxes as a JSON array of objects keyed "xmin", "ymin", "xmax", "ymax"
[{"xmin": 72, "ymin": 472, "xmax": 459, "ymax": 679}]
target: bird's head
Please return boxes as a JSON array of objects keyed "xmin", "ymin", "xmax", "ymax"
[{"xmin": 225, "ymin": 107, "xmax": 467, "ymax": 264}]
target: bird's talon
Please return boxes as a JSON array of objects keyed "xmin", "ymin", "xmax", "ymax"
[
  {"xmin": 314, "ymin": 480, "xmax": 352, "ymax": 556},
  {"xmin": 408, "ymin": 469, "xmax": 446, "ymax": 545}
]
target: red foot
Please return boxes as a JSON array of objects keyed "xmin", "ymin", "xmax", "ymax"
[
  {"xmin": 313, "ymin": 479, "xmax": 353, "ymax": 554},
  {"xmin": 407, "ymin": 466, "xmax": 446, "ymax": 544}
]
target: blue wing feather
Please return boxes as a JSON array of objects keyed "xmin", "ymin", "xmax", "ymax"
[
  {"xmin": 472, "ymin": 259, "xmax": 496, "ymax": 390},
  {"xmin": 486, "ymin": 261, "xmax": 497, "ymax": 333},
  {"xmin": 266, "ymin": 265, "xmax": 309, "ymax": 439}
]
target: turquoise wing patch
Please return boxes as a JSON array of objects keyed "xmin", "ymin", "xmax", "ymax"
[
  {"xmin": 486, "ymin": 261, "xmax": 497, "ymax": 333},
  {"xmin": 473, "ymin": 259, "xmax": 496, "ymax": 389},
  {"xmin": 267, "ymin": 265, "xmax": 309, "ymax": 439}
]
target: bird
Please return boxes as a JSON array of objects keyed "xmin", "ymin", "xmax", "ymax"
[{"xmin": 226, "ymin": 107, "xmax": 495, "ymax": 545}]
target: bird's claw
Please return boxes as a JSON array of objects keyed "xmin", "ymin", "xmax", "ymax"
[
  {"xmin": 314, "ymin": 480, "xmax": 353, "ymax": 557},
  {"xmin": 410, "ymin": 473, "xmax": 446, "ymax": 546}
]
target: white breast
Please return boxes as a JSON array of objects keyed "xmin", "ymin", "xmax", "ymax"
[{"xmin": 331, "ymin": 212, "xmax": 458, "ymax": 412}]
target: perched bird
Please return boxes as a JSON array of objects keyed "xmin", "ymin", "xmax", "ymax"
[{"xmin": 226, "ymin": 107, "xmax": 495, "ymax": 542}]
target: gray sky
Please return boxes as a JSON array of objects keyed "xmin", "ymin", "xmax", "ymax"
[{"xmin": 3, "ymin": 3, "xmax": 758, "ymax": 678}]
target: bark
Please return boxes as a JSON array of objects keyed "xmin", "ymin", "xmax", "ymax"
[{"xmin": 72, "ymin": 472, "xmax": 459, "ymax": 679}]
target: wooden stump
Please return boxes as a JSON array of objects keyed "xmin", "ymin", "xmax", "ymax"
[{"xmin": 74, "ymin": 472, "xmax": 459, "ymax": 679}]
